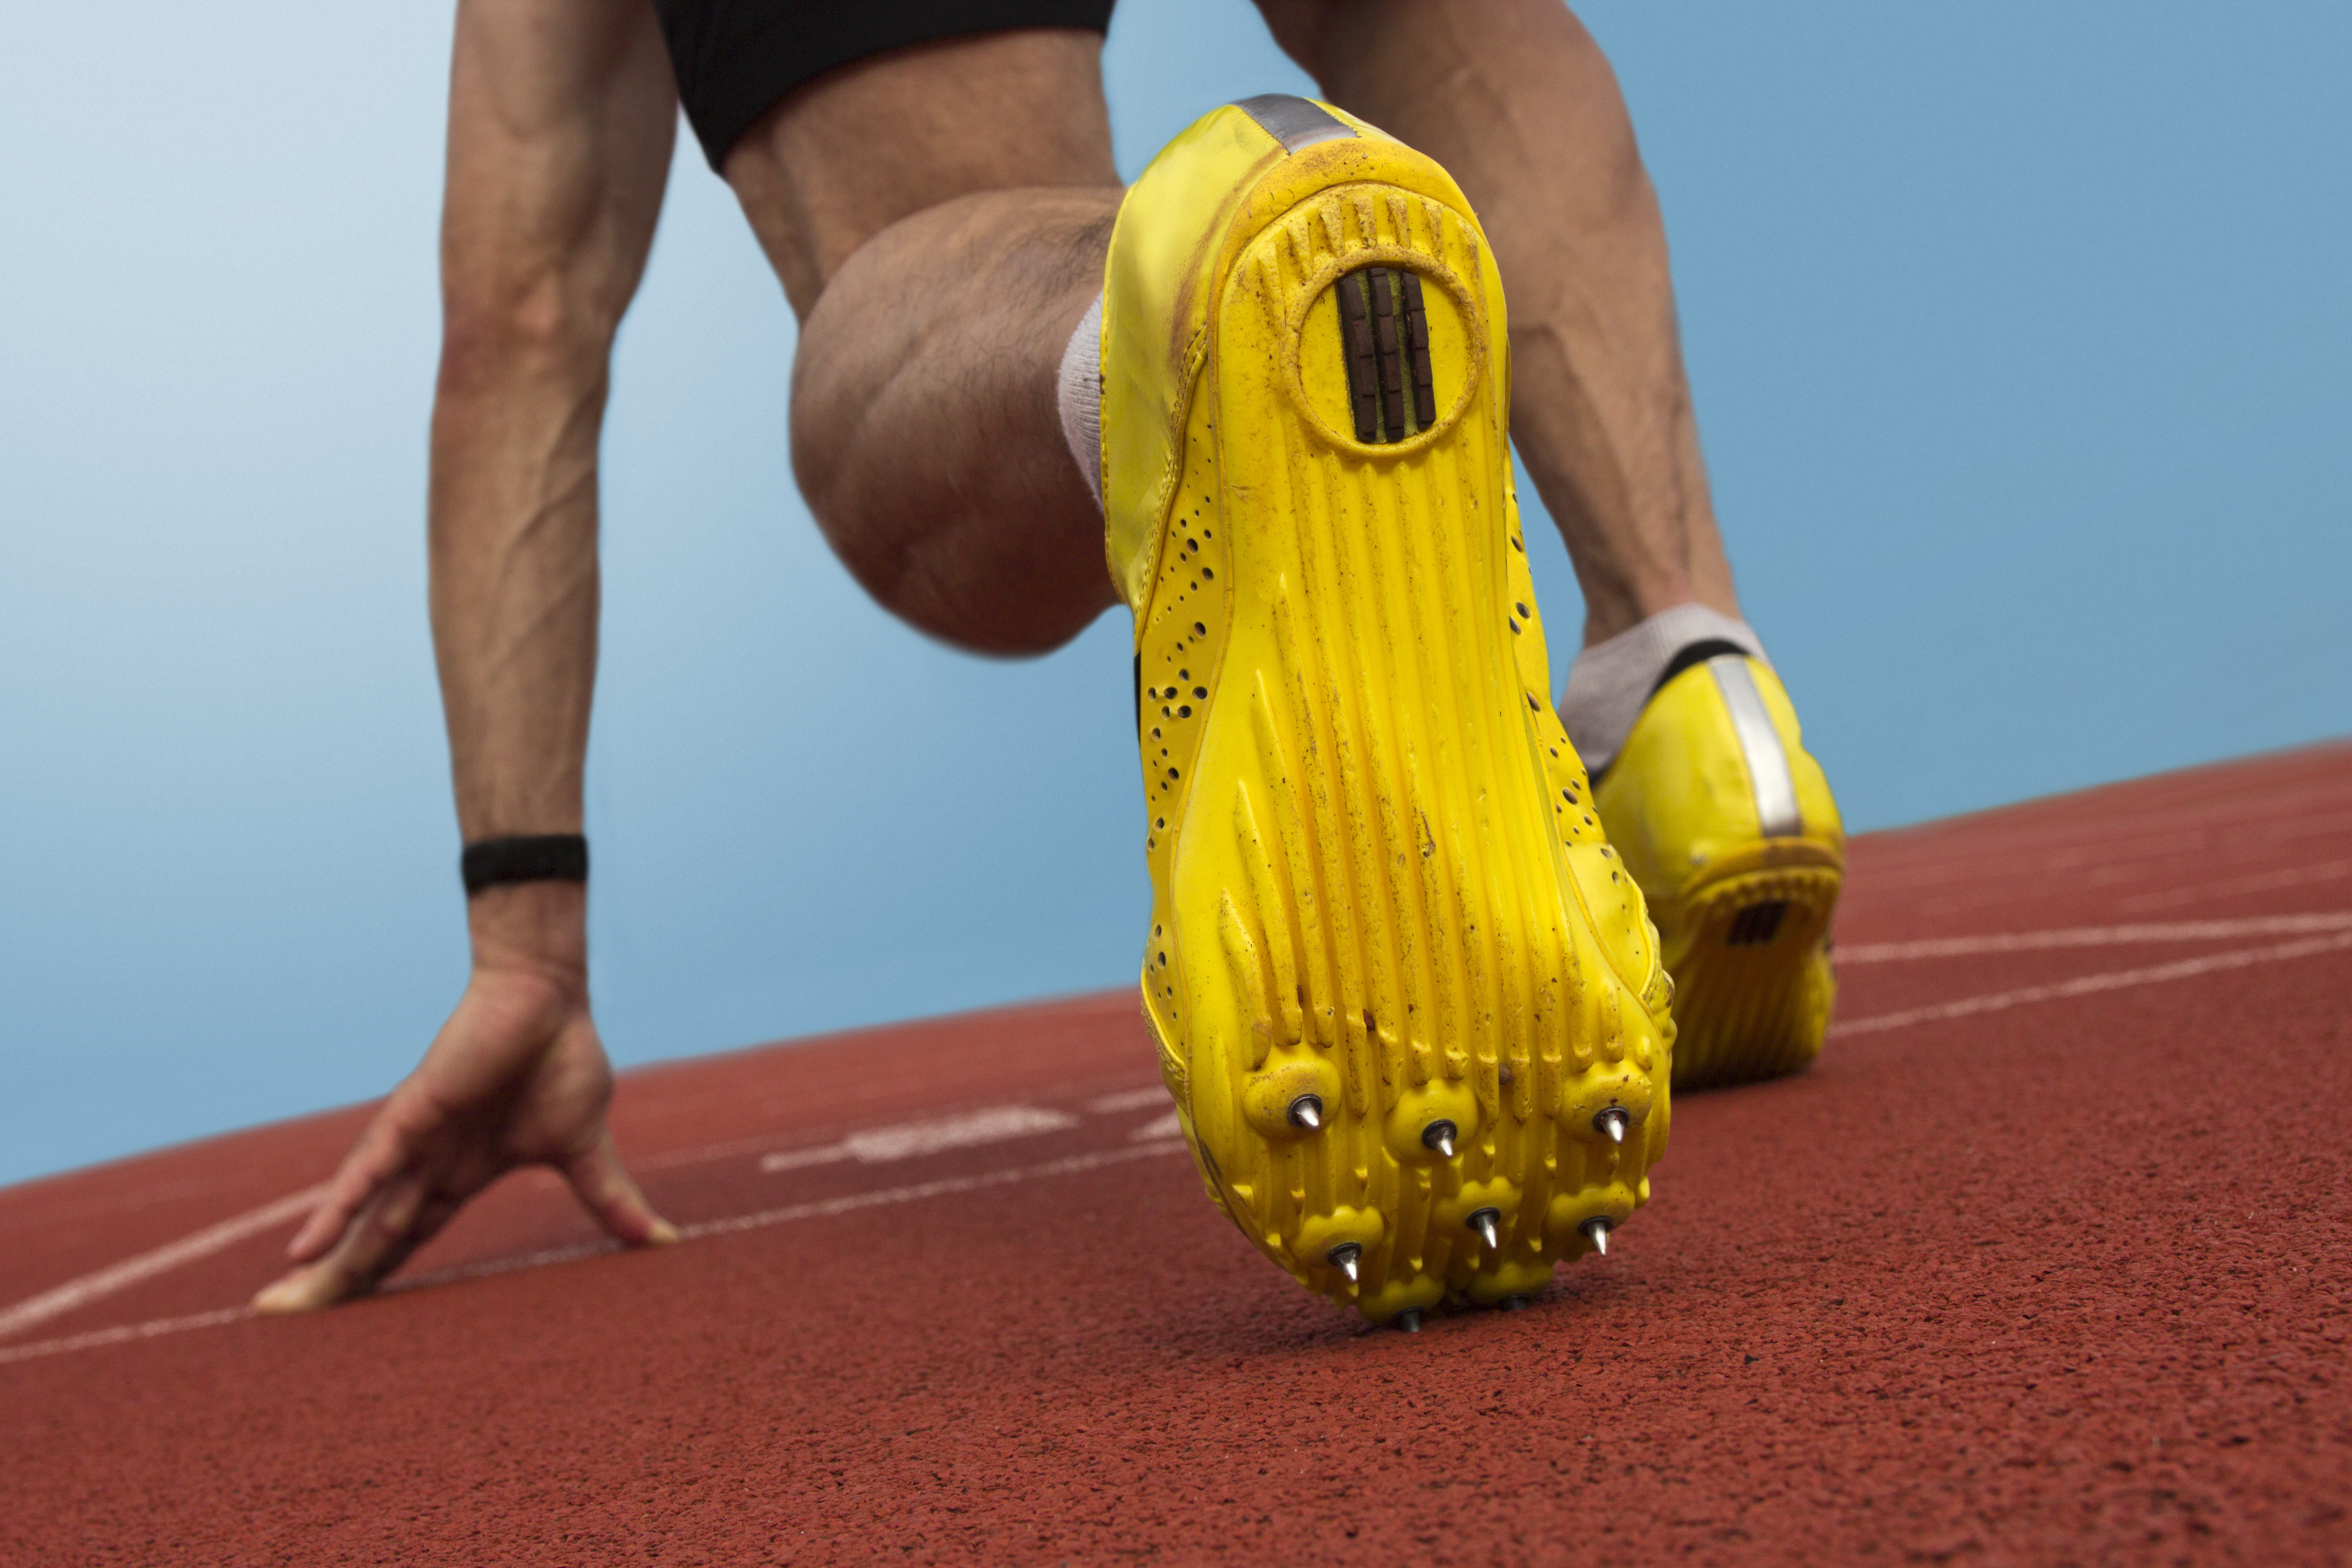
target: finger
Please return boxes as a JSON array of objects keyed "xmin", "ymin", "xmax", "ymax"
[
  {"xmin": 253, "ymin": 1172, "xmax": 436, "ymax": 1314},
  {"xmin": 563, "ymin": 1135, "xmax": 678, "ymax": 1247},
  {"xmin": 284, "ymin": 1104, "xmax": 426, "ymax": 1262}
]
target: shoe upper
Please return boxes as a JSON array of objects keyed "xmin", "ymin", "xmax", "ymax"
[
  {"xmin": 1594, "ymin": 655, "xmax": 1845, "ymax": 910},
  {"xmin": 1097, "ymin": 98, "xmax": 1491, "ymax": 615}
]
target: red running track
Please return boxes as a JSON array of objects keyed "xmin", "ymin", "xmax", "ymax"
[{"xmin": 4, "ymin": 744, "xmax": 2350, "ymax": 1566}]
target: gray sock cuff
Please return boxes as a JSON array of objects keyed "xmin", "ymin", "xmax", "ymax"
[
  {"xmin": 1559, "ymin": 605, "xmax": 1767, "ymax": 773},
  {"xmin": 1056, "ymin": 293, "xmax": 1104, "ymax": 512}
]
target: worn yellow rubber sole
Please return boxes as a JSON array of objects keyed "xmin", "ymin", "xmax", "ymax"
[
  {"xmin": 1655, "ymin": 850, "xmax": 1841, "ymax": 1089},
  {"xmin": 1115, "ymin": 102, "xmax": 1676, "ymax": 1326}
]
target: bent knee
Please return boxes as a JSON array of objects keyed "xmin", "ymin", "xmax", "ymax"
[{"xmin": 789, "ymin": 377, "xmax": 1112, "ymax": 658}]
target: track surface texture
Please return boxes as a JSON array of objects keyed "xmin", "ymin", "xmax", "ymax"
[{"xmin": 5, "ymin": 744, "xmax": 2350, "ymax": 1567}]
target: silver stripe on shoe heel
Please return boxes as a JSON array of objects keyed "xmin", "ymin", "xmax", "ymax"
[
  {"xmin": 1234, "ymin": 94, "xmax": 1357, "ymax": 153},
  {"xmin": 1708, "ymin": 656, "xmax": 1802, "ymax": 838}
]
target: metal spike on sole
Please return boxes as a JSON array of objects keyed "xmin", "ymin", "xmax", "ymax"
[
  {"xmin": 1468, "ymin": 1208, "xmax": 1501, "ymax": 1251},
  {"xmin": 1595, "ymin": 1108, "xmax": 1629, "ymax": 1145},
  {"xmin": 1327, "ymin": 1242, "xmax": 1362, "ymax": 1284},
  {"xmin": 1289, "ymin": 1095, "xmax": 1323, "ymax": 1130},
  {"xmin": 1423, "ymin": 1120, "xmax": 1458, "ymax": 1159},
  {"xmin": 1393, "ymin": 1309, "xmax": 1423, "ymax": 1334},
  {"xmin": 1581, "ymin": 1216, "xmax": 1611, "ymax": 1256}
]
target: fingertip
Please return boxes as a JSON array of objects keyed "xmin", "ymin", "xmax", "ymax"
[
  {"xmin": 565, "ymin": 1142, "xmax": 672, "ymax": 1248},
  {"xmin": 252, "ymin": 1270, "xmax": 325, "ymax": 1316}
]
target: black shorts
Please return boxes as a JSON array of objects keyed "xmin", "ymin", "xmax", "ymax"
[{"xmin": 653, "ymin": 0, "xmax": 1119, "ymax": 170}]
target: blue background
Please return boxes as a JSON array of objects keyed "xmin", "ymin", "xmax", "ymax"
[{"xmin": 2, "ymin": 1, "xmax": 2345, "ymax": 1187}]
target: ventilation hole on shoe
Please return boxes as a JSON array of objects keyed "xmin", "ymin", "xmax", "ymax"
[
  {"xmin": 1192, "ymin": 686, "xmax": 1207, "ymax": 699},
  {"xmin": 1516, "ymin": 603, "xmax": 1529, "ymax": 617},
  {"xmin": 1528, "ymin": 695, "xmax": 1540, "ymax": 711},
  {"xmin": 1168, "ymin": 767, "xmax": 1180, "ymax": 779},
  {"xmin": 1509, "ymin": 620, "xmax": 1521, "ymax": 635},
  {"xmin": 1201, "ymin": 568, "xmax": 1213, "ymax": 579},
  {"xmin": 1178, "ymin": 706, "xmax": 1192, "ymax": 718}
]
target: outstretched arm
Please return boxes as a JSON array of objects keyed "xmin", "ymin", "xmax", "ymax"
[{"xmin": 256, "ymin": 0, "xmax": 679, "ymax": 1313}]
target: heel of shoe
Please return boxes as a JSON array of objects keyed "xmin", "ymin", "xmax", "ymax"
[{"xmin": 1665, "ymin": 863, "xmax": 1842, "ymax": 1089}]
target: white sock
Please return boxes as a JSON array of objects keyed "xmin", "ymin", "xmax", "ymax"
[
  {"xmin": 1056, "ymin": 293, "xmax": 1104, "ymax": 512},
  {"xmin": 1560, "ymin": 604, "xmax": 1767, "ymax": 774}
]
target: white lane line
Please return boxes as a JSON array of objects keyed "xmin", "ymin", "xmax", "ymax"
[
  {"xmin": 1838, "ymin": 912, "xmax": 2352, "ymax": 963},
  {"xmin": 1830, "ymin": 929, "xmax": 2352, "ymax": 1037},
  {"xmin": 0, "ymin": 1184, "xmax": 326, "ymax": 1344},
  {"xmin": 696, "ymin": 1139, "xmax": 1186, "ymax": 1240},
  {"xmin": 1088, "ymin": 1087, "xmax": 1171, "ymax": 1115},
  {"xmin": 2118, "ymin": 856, "xmax": 2352, "ymax": 914},
  {"xmin": 12, "ymin": 909, "xmax": 2352, "ymax": 1369},
  {"xmin": 20, "ymin": 919, "xmax": 2348, "ymax": 1363},
  {"xmin": 0, "ymin": 1097, "xmax": 1157, "ymax": 1348},
  {"xmin": 757, "ymin": 1104, "xmax": 1080, "ymax": 1174},
  {"xmin": 0, "ymin": 1308, "xmax": 253, "ymax": 1367},
  {"xmin": 0, "ymin": 1143, "xmax": 1193, "ymax": 1368},
  {"xmin": 1130, "ymin": 1110, "xmax": 1184, "ymax": 1142}
]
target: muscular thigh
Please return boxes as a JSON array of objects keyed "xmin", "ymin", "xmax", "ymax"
[{"xmin": 713, "ymin": 24, "xmax": 1120, "ymax": 318}]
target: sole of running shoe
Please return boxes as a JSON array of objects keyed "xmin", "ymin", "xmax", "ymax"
[{"xmin": 1113, "ymin": 99, "xmax": 1675, "ymax": 1325}]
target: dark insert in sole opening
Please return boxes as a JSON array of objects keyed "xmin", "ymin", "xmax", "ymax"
[
  {"xmin": 1336, "ymin": 266, "xmax": 1437, "ymax": 443},
  {"xmin": 1725, "ymin": 900, "xmax": 1789, "ymax": 947}
]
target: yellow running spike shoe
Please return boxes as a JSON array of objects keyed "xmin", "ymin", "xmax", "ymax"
[
  {"xmin": 1593, "ymin": 654, "xmax": 1845, "ymax": 1091},
  {"xmin": 1099, "ymin": 96, "xmax": 1675, "ymax": 1327}
]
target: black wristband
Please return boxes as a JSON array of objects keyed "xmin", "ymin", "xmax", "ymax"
[{"xmin": 461, "ymin": 834, "xmax": 588, "ymax": 897}]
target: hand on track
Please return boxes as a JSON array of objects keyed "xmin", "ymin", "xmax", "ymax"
[{"xmin": 253, "ymin": 955, "xmax": 676, "ymax": 1314}]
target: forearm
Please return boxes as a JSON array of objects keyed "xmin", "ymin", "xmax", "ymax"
[
  {"xmin": 427, "ymin": 345, "xmax": 606, "ymax": 844},
  {"xmin": 428, "ymin": 0, "xmax": 674, "ymax": 847}
]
